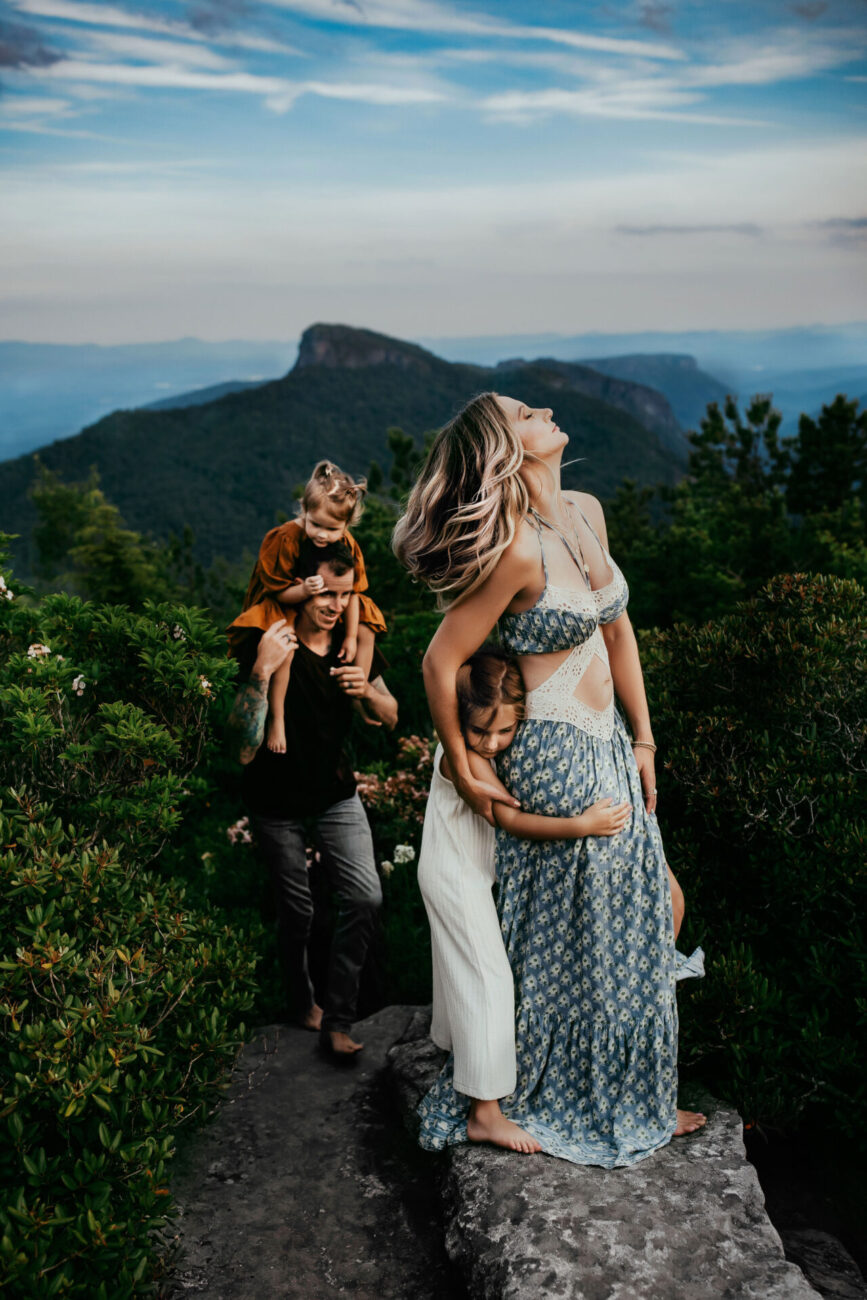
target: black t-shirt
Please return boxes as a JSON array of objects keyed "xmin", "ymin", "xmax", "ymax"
[{"xmin": 243, "ymin": 637, "xmax": 357, "ymax": 820}]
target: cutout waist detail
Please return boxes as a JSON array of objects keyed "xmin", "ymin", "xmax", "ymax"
[{"xmin": 524, "ymin": 630, "xmax": 614, "ymax": 740}]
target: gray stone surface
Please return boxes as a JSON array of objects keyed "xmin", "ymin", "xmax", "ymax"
[
  {"xmin": 389, "ymin": 1010, "xmax": 820, "ymax": 1300},
  {"xmin": 163, "ymin": 1005, "xmax": 465, "ymax": 1299},
  {"xmin": 780, "ymin": 1232, "xmax": 867, "ymax": 1300}
]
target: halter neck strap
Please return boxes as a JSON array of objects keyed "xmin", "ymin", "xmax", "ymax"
[{"xmin": 529, "ymin": 508, "xmax": 591, "ymax": 590}]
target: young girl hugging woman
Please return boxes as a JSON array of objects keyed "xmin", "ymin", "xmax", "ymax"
[
  {"xmin": 396, "ymin": 392, "xmax": 706, "ymax": 1167},
  {"xmin": 418, "ymin": 645, "xmax": 632, "ymax": 1155},
  {"xmin": 227, "ymin": 460, "xmax": 386, "ymax": 751}
]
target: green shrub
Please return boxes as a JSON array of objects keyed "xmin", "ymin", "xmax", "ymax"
[
  {"xmin": 0, "ymin": 796, "xmax": 258, "ymax": 1297},
  {"xmin": 642, "ymin": 573, "xmax": 866, "ymax": 1141},
  {"xmin": 0, "ymin": 575, "xmax": 237, "ymax": 857},
  {"xmin": 0, "ymin": 539, "xmax": 261, "ymax": 1294}
]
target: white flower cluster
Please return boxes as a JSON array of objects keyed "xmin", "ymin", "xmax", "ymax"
[
  {"xmin": 0, "ymin": 575, "xmax": 12, "ymax": 601},
  {"xmin": 71, "ymin": 674, "xmax": 86, "ymax": 697},
  {"xmin": 199, "ymin": 675, "xmax": 212, "ymax": 695},
  {"xmin": 27, "ymin": 643, "xmax": 51, "ymax": 659},
  {"xmin": 172, "ymin": 624, "xmax": 186, "ymax": 641},
  {"xmin": 226, "ymin": 815, "xmax": 252, "ymax": 845},
  {"xmin": 380, "ymin": 843, "xmax": 416, "ymax": 879}
]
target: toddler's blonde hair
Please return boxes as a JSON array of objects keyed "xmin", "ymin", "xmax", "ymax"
[{"xmin": 302, "ymin": 460, "xmax": 367, "ymax": 526}]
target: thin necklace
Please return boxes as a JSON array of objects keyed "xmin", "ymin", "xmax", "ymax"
[
  {"xmin": 530, "ymin": 506, "xmax": 591, "ymax": 587},
  {"xmin": 564, "ymin": 500, "xmax": 593, "ymax": 580}
]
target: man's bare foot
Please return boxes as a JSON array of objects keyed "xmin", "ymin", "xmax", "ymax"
[
  {"xmin": 674, "ymin": 1108, "xmax": 707, "ymax": 1135},
  {"xmin": 299, "ymin": 1003, "xmax": 323, "ymax": 1031},
  {"xmin": 266, "ymin": 714, "xmax": 287, "ymax": 754},
  {"xmin": 467, "ymin": 1100, "xmax": 541, "ymax": 1154},
  {"xmin": 321, "ymin": 1030, "xmax": 364, "ymax": 1058}
]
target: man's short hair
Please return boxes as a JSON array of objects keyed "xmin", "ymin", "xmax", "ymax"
[{"xmin": 296, "ymin": 536, "xmax": 357, "ymax": 582}]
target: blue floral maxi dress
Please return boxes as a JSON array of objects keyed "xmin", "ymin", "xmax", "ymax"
[{"xmin": 417, "ymin": 512, "xmax": 691, "ymax": 1167}]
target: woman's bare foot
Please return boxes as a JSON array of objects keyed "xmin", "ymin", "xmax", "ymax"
[
  {"xmin": 299, "ymin": 1003, "xmax": 323, "ymax": 1031},
  {"xmin": 674, "ymin": 1108, "xmax": 707, "ymax": 1135},
  {"xmin": 266, "ymin": 713, "xmax": 287, "ymax": 753},
  {"xmin": 467, "ymin": 1100, "xmax": 541, "ymax": 1154}
]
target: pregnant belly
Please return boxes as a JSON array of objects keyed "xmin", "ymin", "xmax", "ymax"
[{"xmin": 499, "ymin": 719, "xmax": 604, "ymax": 818}]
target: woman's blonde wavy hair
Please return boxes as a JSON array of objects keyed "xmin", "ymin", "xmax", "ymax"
[{"xmin": 392, "ymin": 392, "xmax": 535, "ymax": 608}]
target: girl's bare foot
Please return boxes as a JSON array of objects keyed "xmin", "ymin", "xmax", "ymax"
[
  {"xmin": 299, "ymin": 1003, "xmax": 323, "ymax": 1031},
  {"xmin": 674, "ymin": 1108, "xmax": 707, "ymax": 1135},
  {"xmin": 267, "ymin": 714, "xmax": 287, "ymax": 753},
  {"xmin": 467, "ymin": 1100, "xmax": 541, "ymax": 1154}
]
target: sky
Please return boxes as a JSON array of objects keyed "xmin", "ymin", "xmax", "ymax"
[{"xmin": 1, "ymin": 0, "xmax": 866, "ymax": 343}]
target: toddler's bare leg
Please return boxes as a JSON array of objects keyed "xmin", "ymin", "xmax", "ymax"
[
  {"xmin": 267, "ymin": 655, "xmax": 292, "ymax": 753},
  {"xmin": 667, "ymin": 863, "xmax": 685, "ymax": 940},
  {"xmin": 467, "ymin": 1099, "xmax": 541, "ymax": 1154},
  {"xmin": 665, "ymin": 864, "xmax": 704, "ymax": 1136},
  {"xmin": 352, "ymin": 625, "xmax": 380, "ymax": 724},
  {"xmin": 355, "ymin": 623, "xmax": 375, "ymax": 675}
]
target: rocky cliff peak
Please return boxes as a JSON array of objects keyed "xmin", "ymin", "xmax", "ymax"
[{"xmin": 293, "ymin": 323, "xmax": 439, "ymax": 373}]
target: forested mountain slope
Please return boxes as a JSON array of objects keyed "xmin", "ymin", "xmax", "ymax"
[{"xmin": 0, "ymin": 323, "xmax": 683, "ymax": 576}]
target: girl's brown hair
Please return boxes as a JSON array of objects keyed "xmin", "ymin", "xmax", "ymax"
[
  {"xmin": 302, "ymin": 460, "xmax": 367, "ymax": 526},
  {"xmin": 456, "ymin": 645, "xmax": 526, "ymax": 732}
]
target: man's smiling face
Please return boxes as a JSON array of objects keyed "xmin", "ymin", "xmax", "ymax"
[{"xmin": 300, "ymin": 561, "xmax": 355, "ymax": 635}]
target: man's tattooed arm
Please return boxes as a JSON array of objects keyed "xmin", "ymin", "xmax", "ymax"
[{"xmin": 227, "ymin": 670, "xmax": 270, "ymax": 765}]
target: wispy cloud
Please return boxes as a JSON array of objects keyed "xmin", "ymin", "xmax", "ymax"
[
  {"xmin": 814, "ymin": 215, "xmax": 867, "ymax": 242},
  {"xmin": 480, "ymin": 85, "xmax": 767, "ymax": 127},
  {"xmin": 8, "ymin": 0, "xmax": 304, "ymax": 55},
  {"xmin": 262, "ymin": 0, "xmax": 686, "ymax": 60},
  {"xmin": 473, "ymin": 21, "xmax": 864, "ymax": 125},
  {"xmin": 0, "ymin": 111, "xmax": 122, "ymax": 138},
  {"xmin": 683, "ymin": 31, "xmax": 863, "ymax": 88},
  {"xmin": 300, "ymin": 79, "xmax": 443, "ymax": 104},
  {"xmin": 0, "ymin": 92, "xmax": 68, "ymax": 113},
  {"xmin": 9, "ymin": 0, "xmax": 186, "ymax": 35},
  {"xmin": 618, "ymin": 222, "xmax": 764, "ymax": 235},
  {"xmin": 55, "ymin": 156, "xmax": 218, "ymax": 172},
  {"xmin": 37, "ymin": 57, "xmax": 291, "ymax": 96},
  {"xmin": 83, "ymin": 32, "xmax": 236, "ymax": 69},
  {"xmin": 37, "ymin": 56, "xmax": 446, "ymax": 111}
]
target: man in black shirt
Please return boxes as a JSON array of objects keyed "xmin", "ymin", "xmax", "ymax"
[{"xmin": 228, "ymin": 539, "xmax": 397, "ymax": 1059}]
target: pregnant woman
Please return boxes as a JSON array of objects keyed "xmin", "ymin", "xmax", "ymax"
[{"xmin": 394, "ymin": 392, "xmax": 705, "ymax": 1166}]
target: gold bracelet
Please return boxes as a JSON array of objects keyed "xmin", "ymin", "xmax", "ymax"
[{"xmin": 631, "ymin": 740, "xmax": 657, "ymax": 753}]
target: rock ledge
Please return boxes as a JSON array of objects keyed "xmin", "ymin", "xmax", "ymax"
[{"xmin": 389, "ymin": 1010, "xmax": 819, "ymax": 1300}]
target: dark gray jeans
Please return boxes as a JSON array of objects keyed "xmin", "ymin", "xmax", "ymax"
[{"xmin": 254, "ymin": 792, "xmax": 382, "ymax": 1035}]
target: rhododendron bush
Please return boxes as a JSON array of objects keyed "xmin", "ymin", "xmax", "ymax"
[{"xmin": 0, "ymin": 538, "xmax": 258, "ymax": 1296}]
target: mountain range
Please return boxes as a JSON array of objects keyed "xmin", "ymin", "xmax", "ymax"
[
  {"xmin": 0, "ymin": 323, "xmax": 685, "ymax": 579},
  {"xmin": 422, "ymin": 322, "xmax": 867, "ymax": 434},
  {"xmin": 3, "ymin": 322, "xmax": 864, "ymax": 464}
]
